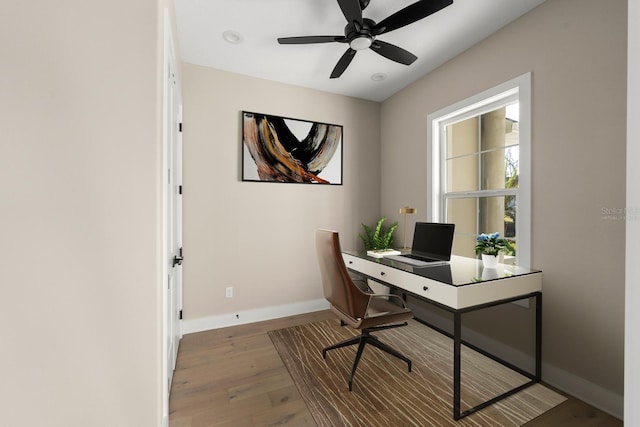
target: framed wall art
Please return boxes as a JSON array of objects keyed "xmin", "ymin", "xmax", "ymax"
[{"xmin": 242, "ymin": 111, "xmax": 343, "ymax": 184}]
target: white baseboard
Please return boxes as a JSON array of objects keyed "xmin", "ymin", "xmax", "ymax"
[
  {"xmin": 543, "ymin": 363, "xmax": 623, "ymax": 420},
  {"xmin": 182, "ymin": 298, "xmax": 330, "ymax": 334}
]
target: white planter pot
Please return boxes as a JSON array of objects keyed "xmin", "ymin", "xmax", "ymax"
[
  {"xmin": 481, "ymin": 253, "xmax": 498, "ymax": 268},
  {"xmin": 481, "ymin": 267, "xmax": 499, "ymax": 280}
]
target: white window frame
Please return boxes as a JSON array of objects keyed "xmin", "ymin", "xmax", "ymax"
[{"xmin": 427, "ymin": 73, "xmax": 532, "ymax": 267}]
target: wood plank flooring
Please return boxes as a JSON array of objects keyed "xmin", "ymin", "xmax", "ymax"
[{"xmin": 169, "ymin": 310, "xmax": 622, "ymax": 427}]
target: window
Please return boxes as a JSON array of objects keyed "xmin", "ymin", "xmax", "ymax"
[{"xmin": 427, "ymin": 74, "xmax": 531, "ymax": 267}]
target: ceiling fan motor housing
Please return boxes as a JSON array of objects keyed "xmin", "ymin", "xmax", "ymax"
[{"xmin": 346, "ymin": 18, "xmax": 376, "ymax": 50}]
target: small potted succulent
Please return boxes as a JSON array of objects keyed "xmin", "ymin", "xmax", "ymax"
[{"xmin": 475, "ymin": 232, "xmax": 515, "ymax": 268}]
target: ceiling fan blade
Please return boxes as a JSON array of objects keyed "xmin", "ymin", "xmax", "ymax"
[
  {"xmin": 370, "ymin": 40, "xmax": 417, "ymax": 65},
  {"xmin": 372, "ymin": 0, "xmax": 453, "ymax": 35},
  {"xmin": 330, "ymin": 48, "xmax": 357, "ymax": 79},
  {"xmin": 278, "ymin": 35, "xmax": 346, "ymax": 44},
  {"xmin": 337, "ymin": 0, "xmax": 363, "ymax": 25}
]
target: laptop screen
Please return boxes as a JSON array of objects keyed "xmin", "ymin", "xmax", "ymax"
[{"xmin": 411, "ymin": 222, "xmax": 455, "ymax": 261}]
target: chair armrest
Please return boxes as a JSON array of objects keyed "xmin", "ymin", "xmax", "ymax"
[{"xmin": 353, "ymin": 278, "xmax": 373, "ymax": 293}]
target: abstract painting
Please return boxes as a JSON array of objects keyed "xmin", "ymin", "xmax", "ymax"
[{"xmin": 242, "ymin": 111, "xmax": 343, "ymax": 184}]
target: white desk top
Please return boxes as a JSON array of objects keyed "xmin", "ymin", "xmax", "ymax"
[
  {"xmin": 343, "ymin": 252, "xmax": 540, "ymax": 286},
  {"xmin": 342, "ymin": 252, "xmax": 542, "ymax": 310}
]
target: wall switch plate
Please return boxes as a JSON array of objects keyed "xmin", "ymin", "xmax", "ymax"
[{"xmin": 225, "ymin": 287, "xmax": 233, "ymax": 298}]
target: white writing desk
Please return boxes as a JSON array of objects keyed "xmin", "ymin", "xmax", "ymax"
[{"xmin": 342, "ymin": 251, "xmax": 542, "ymax": 420}]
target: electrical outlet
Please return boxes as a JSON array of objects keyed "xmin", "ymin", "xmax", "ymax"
[{"xmin": 225, "ymin": 287, "xmax": 233, "ymax": 298}]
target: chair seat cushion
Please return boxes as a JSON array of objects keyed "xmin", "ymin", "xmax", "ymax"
[
  {"xmin": 330, "ymin": 297, "xmax": 413, "ymax": 330},
  {"xmin": 331, "ymin": 297, "xmax": 413, "ymax": 328}
]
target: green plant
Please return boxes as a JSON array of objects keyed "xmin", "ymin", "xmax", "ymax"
[
  {"xmin": 359, "ymin": 217, "xmax": 398, "ymax": 250},
  {"xmin": 474, "ymin": 232, "xmax": 515, "ymax": 256}
]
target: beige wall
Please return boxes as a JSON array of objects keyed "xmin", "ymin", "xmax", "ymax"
[
  {"xmin": 181, "ymin": 64, "xmax": 381, "ymax": 321},
  {"xmin": 381, "ymin": 0, "xmax": 626, "ymax": 416},
  {"xmin": 1, "ymin": 1, "xmax": 165, "ymax": 426}
]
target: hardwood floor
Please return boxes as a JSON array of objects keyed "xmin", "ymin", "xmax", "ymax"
[{"xmin": 169, "ymin": 310, "xmax": 622, "ymax": 427}]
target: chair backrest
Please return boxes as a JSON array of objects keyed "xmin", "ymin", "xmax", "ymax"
[{"xmin": 315, "ymin": 229, "xmax": 369, "ymax": 320}]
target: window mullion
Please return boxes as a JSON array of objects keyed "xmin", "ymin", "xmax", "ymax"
[{"xmin": 444, "ymin": 189, "xmax": 518, "ymax": 199}]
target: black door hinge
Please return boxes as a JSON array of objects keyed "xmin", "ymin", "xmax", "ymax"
[
  {"xmin": 178, "ymin": 185, "xmax": 183, "ymax": 195},
  {"xmin": 179, "ymin": 309, "xmax": 183, "ymax": 320},
  {"xmin": 179, "ymin": 123, "xmax": 183, "ymax": 132},
  {"xmin": 172, "ymin": 247, "xmax": 184, "ymax": 267}
]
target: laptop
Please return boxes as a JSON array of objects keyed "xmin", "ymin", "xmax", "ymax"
[{"xmin": 386, "ymin": 222, "xmax": 455, "ymax": 267}]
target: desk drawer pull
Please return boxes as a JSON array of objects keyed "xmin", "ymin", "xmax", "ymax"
[
  {"xmin": 348, "ymin": 261, "xmax": 353, "ymax": 264},
  {"xmin": 380, "ymin": 271, "xmax": 385, "ymax": 276},
  {"xmin": 423, "ymin": 286, "xmax": 428, "ymax": 291}
]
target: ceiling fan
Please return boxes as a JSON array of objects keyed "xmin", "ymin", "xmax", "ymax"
[{"xmin": 277, "ymin": 0, "xmax": 454, "ymax": 79}]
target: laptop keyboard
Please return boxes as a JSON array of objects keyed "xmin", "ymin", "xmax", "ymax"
[
  {"xmin": 404, "ymin": 254, "xmax": 440, "ymax": 263},
  {"xmin": 385, "ymin": 255, "xmax": 436, "ymax": 267}
]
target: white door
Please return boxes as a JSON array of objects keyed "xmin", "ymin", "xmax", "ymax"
[
  {"xmin": 163, "ymin": 11, "xmax": 183, "ymax": 421},
  {"xmin": 166, "ymin": 58, "xmax": 183, "ymax": 384}
]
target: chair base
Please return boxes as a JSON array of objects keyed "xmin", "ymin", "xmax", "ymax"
[{"xmin": 322, "ymin": 322, "xmax": 412, "ymax": 391}]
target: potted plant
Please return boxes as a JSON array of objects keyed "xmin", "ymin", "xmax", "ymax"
[
  {"xmin": 475, "ymin": 232, "xmax": 515, "ymax": 268},
  {"xmin": 359, "ymin": 217, "xmax": 398, "ymax": 254}
]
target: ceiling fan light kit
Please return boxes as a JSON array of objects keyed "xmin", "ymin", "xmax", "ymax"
[
  {"xmin": 350, "ymin": 35, "xmax": 373, "ymax": 51},
  {"xmin": 277, "ymin": 0, "xmax": 453, "ymax": 78}
]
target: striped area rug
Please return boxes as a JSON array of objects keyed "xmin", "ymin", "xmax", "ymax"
[{"xmin": 268, "ymin": 319, "xmax": 566, "ymax": 427}]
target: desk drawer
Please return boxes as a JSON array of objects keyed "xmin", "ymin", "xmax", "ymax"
[
  {"xmin": 343, "ymin": 253, "xmax": 384, "ymax": 277},
  {"xmin": 343, "ymin": 254, "xmax": 457, "ymax": 307}
]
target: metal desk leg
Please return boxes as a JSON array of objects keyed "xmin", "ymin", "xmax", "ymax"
[
  {"xmin": 535, "ymin": 292, "xmax": 542, "ymax": 382},
  {"xmin": 453, "ymin": 311, "xmax": 462, "ymax": 420}
]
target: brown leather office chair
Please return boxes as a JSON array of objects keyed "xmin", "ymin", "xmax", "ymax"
[{"xmin": 315, "ymin": 229, "xmax": 414, "ymax": 391}]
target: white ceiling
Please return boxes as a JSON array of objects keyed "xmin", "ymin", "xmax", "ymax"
[{"xmin": 174, "ymin": 0, "xmax": 546, "ymax": 102}]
